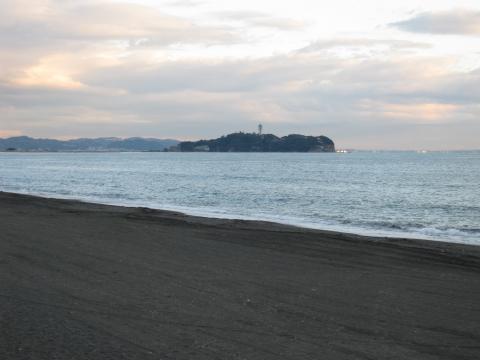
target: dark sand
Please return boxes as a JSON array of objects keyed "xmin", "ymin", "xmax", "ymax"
[{"xmin": 1, "ymin": 192, "xmax": 479, "ymax": 360}]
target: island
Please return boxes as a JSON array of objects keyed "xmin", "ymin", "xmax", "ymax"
[{"xmin": 170, "ymin": 132, "xmax": 335, "ymax": 152}]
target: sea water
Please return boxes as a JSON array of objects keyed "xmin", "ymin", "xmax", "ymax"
[{"xmin": 0, "ymin": 151, "xmax": 479, "ymax": 245}]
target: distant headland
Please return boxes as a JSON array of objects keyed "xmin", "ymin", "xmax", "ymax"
[
  {"xmin": 0, "ymin": 136, "xmax": 178, "ymax": 152},
  {"xmin": 170, "ymin": 132, "xmax": 335, "ymax": 153}
]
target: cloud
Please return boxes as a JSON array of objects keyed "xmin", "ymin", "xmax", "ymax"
[
  {"xmin": 392, "ymin": 9, "xmax": 480, "ymax": 35},
  {"xmin": 299, "ymin": 38, "xmax": 431, "ymax": 53},
  {"xmin": 214, "ymin": 11, "xmax": 306, "ymax": 30},
  {"xmin": 167, "ymin": 0, "xmax": 204, "ymax": 7},
  {"xmin": 0, "ymin": 129, "xmax": 22, "ymax": 138},
  {"xmin": 357, "ymin": 101, "xmax": 460, "ymax": 123},
  {"xmin": 0, "ymin": 0, "xmax": 238, "ymax": 90},
  {"xmin": 12, "ymin": 54, "xmax": 86, "ymax": 89},
  {"xmin": 0, "ymin": 1, "xmax": 235, "ymax": 48}
]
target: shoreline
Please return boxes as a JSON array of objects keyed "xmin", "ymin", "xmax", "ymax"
[
  {"xmin": 1, "ymin": 191, "xmax": 480, "ymax": 359},
  {"xmin": 4, "ymin": 190, "xmax": 479, "ymax": 249},
  {"xmin": 1, "ymin": 190, "xmax": 477, "ymax": 246}
]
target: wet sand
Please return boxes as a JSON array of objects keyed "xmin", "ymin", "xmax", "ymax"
[{"xmin": 1, "ymin": 191, "xmax": 479, "ymax": 359}]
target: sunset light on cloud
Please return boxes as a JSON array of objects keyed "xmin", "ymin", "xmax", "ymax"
[{"xmin": 1, "ymin": 0, "xmax": 479, "ymax": 149}]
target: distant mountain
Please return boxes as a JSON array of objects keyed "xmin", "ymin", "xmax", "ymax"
[
  {"xmin": 172, "ymin": 132, "xmax": 335, "ymax": 152},
  {"xmin": 0, "ymin": 136, "xmax": 179, "ymax": 152}
]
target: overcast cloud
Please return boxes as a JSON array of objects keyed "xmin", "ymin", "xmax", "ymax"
[
  {"xmin": 1, "ymin": 0, "xmax": 479, "ymax": 149},
  {"xmin": 392, "ymin": 9, "xmax": 480, "ymax": 35}
]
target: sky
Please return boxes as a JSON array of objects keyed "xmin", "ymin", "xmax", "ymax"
[{"xmin": 0, "ymin": 0, "xmax": 479, "ymax": 149}]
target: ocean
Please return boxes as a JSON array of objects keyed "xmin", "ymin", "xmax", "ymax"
[{"xmin": 1, "ymin": 151, "xmax": 479, "ymax": 245}]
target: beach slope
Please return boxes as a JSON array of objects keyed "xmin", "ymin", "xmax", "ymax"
[{"xmin": 1, "ymin": 192, "xmax": 479, "ymax": 359}]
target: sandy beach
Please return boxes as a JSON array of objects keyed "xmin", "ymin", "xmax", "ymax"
[{"xmin": 1, "ymin": 191, "xmax": 479, "ymax": 359}]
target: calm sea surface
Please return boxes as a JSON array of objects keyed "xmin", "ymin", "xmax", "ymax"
[{"xmin": 1, "ymin": 151, "xmax": 479, "ymax": 245}]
